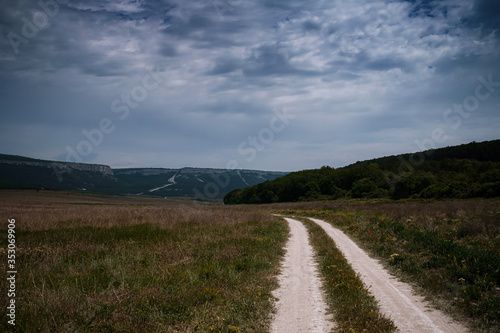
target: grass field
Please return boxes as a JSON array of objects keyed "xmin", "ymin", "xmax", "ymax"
[
  {"xmin": 276, "ymin": 199, "xmax": 500, "ymax": 333},
  {"xmin": 0, "ymin": 191, "xmax": 287, "ymax": 332},
  {"xmin": 2, "ymin": 191, "xmax": 499, "ymax": 332}
]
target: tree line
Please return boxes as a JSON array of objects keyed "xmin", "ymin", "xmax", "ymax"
[{"xmin": 224, "ymin": 140, "xmax": 500, "ymax": 204}]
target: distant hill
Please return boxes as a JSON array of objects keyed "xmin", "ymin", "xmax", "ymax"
[
  {"xmin": 0, "ymin": 154, "xmax": 115, "ymax": 191},
  {"xmin": 224, "ymin": 139, "xmax": 500, "ymax": 204},
  {"xmin": 0, "ymin": 154, "xmax": 287, "ymax": 200},
  {"xmin": 111, "ymin": 167, "xmax": 287, "ymax": 200}
]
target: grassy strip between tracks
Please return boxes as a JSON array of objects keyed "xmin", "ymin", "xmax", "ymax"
[{"xmin": 298, "ymin": 217, "xmax": 396, "ymax": 333}]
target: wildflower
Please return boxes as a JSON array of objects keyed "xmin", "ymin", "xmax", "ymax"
[{"xmin": 389, "ymin": 253, "xmax": 399, "ymax": 263}]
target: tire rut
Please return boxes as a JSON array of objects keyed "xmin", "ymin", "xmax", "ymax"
[
  {"xmin": 271, "ymin": 217, "xmax": 334, "ymax": 333},
  {"xmin": 308, "ymin": 217, "xmax": 468, "ymax": 333}
]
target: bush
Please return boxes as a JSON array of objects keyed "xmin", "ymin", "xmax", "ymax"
[
  {"xmin": 329, "ymin": 185, "xmax": 345, "ymax": 199},
  {"xmin": 351, "ymin": 178, "xmax": 380, "ymax": 198},
  {"xmin": 420, "ymin": 184, "xmax": 446, "ymax": 199},
  {"xmin": 477, "ymin": 182, "xmax": 500, "ymax": 198},
  {"xmin": 443, "ymin": 181, "xmax": 472, "ymax": 198}
]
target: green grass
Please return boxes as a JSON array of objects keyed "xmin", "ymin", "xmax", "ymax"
[
  {"xmin": 298, "ymin": 217, "xmax": 396, "ymax": 333},
  {"xmin": 283, "ymin": 200, "xmax": 500, "ymax": 332},
  {"xmin": 0, "ymin": 192, "xmax": 288, "ymax": 333}
]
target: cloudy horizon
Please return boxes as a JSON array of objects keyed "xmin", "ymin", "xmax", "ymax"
[{"xmin": 0, "ymin": 0, "xmax": 499, "ymax": 172}]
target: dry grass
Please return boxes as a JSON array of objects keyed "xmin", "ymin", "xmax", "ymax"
[
  {"xmin": 0, "ymin": 190, "xmax": 270, "ymax": 231},
  {"xmin": 0, "ymin": 190, "xmax": 287, "ymax": 332},
  {"xmin": 4, "ymin": 191, "xmax": 497, "ymax": 331}
]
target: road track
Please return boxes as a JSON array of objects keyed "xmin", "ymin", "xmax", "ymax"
[
  {"xmin": 309, "ymin": 217, "xmax": 468, "ymax": 333},
  {"xmin": 271, "ymin": 217, "xmax": 334, "ymax": 332},
  {"xmin": 271, "ymin": 216, "xmax": 468, "ymax": 332}
]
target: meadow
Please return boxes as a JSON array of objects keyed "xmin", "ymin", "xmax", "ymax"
[
  {"xmin": 0, "ymin": 191, "xmax": 287, "ymax": 332},
  {"xmin": 1, "ymin": 191, "xmax": 499, "ymax": 332}
]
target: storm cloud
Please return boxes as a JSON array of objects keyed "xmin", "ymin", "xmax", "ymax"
[{"xmin": 0, "ymin": 0, "xmax": 499, "ymax": 171}]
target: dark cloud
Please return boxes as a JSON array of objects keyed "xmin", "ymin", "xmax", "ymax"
[
  {"xmin": 162, "ymin": 15, "xmax": 252, "ymax": 50},
  {"xmin": 328, "ymin": 51, "xmax": 414, "ymax": 74},
  {"xmin": 302, "ymin": 20, "xmax": 321, "ymax": 32},
  {"xmin": 202, "ymin": 100, "xmax": 272, "ymax": 116},
  {"xmin": 405, "ymin": 0, "xmax": 441, "ymax": 18},
  {"xmin": 243, "ymin": 44, "xmax": 319, "ymax": 77},
  {"xmin": 208, "ymin": 56, "xmax": 242, "ymax": 75},
  {"xmin": 431, "ymin": 53, "xmax": 482, "ymax": 75},
  {"xmin": 468, "ymin": 0, "xmax": 500, "ymax": 38},
  {"xmin": 0, "ymin": 0, "xmax": 498, "ymax": 170},
  {"xmin": 262, "ymin": 0, "xmax": 306, "ymax": 10},
  {"xmin": 158, "ymin": 43, "xmax": 177, "ymax": 57},
  {"xmin": 364, "ymin": 57, "xmax": 414, "ymax": 73},
  {"xmin": 80, "ymin": 58, "xmax": 130, "ymax": 77}
]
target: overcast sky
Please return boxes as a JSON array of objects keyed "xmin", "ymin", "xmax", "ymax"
[{"xmin": 0, "ymin": 0, "xmax": 499, "ymax": 171}]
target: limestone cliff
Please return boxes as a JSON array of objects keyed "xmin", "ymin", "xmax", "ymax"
[{"xmin": 0, "ymin": 158, "xmax": 114, "ymax": 178}]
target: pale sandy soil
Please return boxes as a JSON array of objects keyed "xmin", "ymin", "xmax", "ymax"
[
  {"xmin": 271, "ymin": 217, "xmax": 334, "ymax": 332},
  {"xmin": 309, "ymin": 217, "xmax": 468, "ymax": 333}
]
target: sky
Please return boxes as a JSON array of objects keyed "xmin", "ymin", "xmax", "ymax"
[{"xmin": 0, "ymin": 0, "xmax": 499, "ymax": 172}]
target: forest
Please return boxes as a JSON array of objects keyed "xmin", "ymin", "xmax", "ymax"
[{"xmin": 224, "ymin": 140, "xmax": 500, "ymax": 204}]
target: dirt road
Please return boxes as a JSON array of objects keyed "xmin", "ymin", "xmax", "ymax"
[
  {"xmin": 271, "ymin": 217, "xmax": 334, "ymax": 332},
  {"xmin": 309, "ymin": 217, "xmax": 468, "ymax": 333}
]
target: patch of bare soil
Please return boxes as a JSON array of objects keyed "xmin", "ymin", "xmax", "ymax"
[{"xmin": 271, "ymin": 217, "xmax": 334, "ymax": 332}]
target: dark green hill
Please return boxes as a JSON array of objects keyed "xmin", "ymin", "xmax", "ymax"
[{"xmin": 224, "ymin": 139, "xmax": 500, "ymax": 204}]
